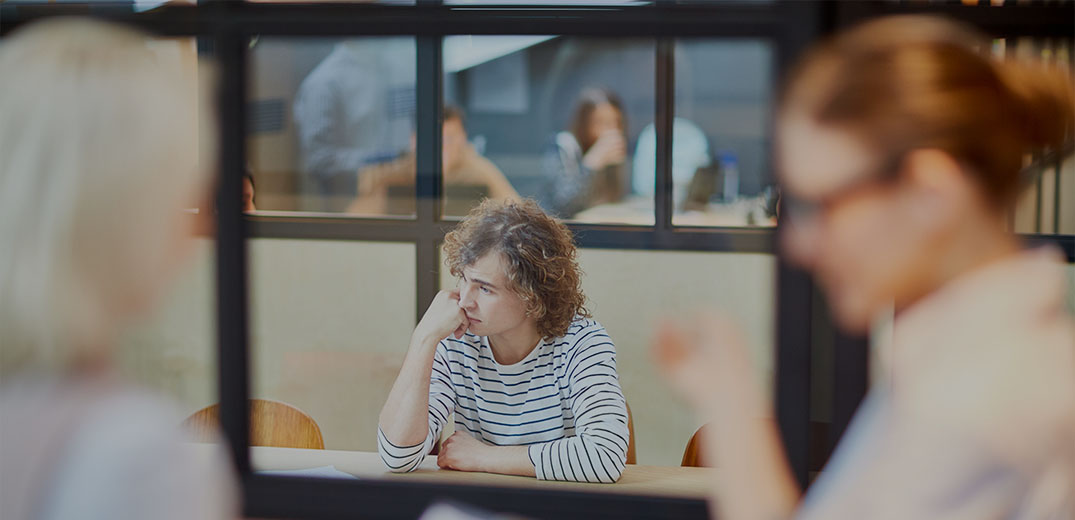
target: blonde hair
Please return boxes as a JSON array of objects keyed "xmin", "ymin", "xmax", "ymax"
[
  {"xmin": 780, "ymin": 15, "xmax": 1074, "ymax": 209},
  {"xmin": 0, "ymin": 18, "xmax": 216, "ymax": 375}
]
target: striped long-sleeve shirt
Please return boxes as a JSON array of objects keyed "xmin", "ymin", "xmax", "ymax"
[{"xmin": 378, "ymin": 317, "xmax": 630, "ymax": 483}]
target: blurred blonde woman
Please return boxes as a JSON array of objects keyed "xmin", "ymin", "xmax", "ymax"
[
  {"xmin": 0, "ymin": 18, "xmax": 236, "ymax": 520},
  {"xmin": 654, "ymin": 15, "xmax": 1074, "ymax": 520}
]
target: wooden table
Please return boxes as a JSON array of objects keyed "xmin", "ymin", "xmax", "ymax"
[{"xmin": 250, "ymin": 446, "xmax": 715, "ymax": 500}]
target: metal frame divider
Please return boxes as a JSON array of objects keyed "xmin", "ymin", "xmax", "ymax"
[{"xmin": 1, "ymin": 1, "xmax": 1071, "ymax": 517}]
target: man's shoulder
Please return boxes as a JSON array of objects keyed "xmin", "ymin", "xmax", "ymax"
[
  {"xmin": 566, "ymin": 316, "xmax": 603, "ymax": 334},
  {"xmin": 551, "ymin": 317, "xmax": 612, "ymax": 353}
]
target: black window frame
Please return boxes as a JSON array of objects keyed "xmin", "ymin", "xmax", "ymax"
[{"xmin": 2, "ymin": 1, "xmax": 1071, "ymax": 519}]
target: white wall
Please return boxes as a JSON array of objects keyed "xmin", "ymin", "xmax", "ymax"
[
  {"xmin": 117, "ymin": 238, "xmax": 1073, "ymax": 467},
  {"xmin": 577, "ymin": 249, "xmax": 775, "ymax": 466},
  {"xmin": 248, "ymin": 239, "xmax": 417, "ymax": 452}
]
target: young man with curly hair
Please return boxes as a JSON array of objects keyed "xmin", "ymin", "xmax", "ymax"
[{"xmin": 377, "ymin": 199, "xmax": 629, "ymax": 483}]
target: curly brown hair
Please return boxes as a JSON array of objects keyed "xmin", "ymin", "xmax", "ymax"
[{"xmin": 443, "ymin": 198, "xmax": 590, "ymax": 339}]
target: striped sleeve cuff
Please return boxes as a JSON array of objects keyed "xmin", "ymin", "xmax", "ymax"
[
  {"xmin": 377, "ymin": 427, "xmax": 429, "ymax": 473},
  {"xmin": 528, "ymin": 444, "xmax": 546, "ymax": 480}
]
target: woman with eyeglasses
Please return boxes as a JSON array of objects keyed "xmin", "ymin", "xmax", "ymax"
[{"xmin": 654, "ymin": 15, "xmax": 1074, "ymax": 520}]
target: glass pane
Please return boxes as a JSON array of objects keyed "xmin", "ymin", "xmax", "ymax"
[
  {"xmin": 443, "ymin": 36, "xmax": 655, "ymax": 224},
  {"xmin": 249, "ymin": 37, "xmax": 417, "ymax": 216},
  {"xmin": 249, "ymin": 240, "xmax": 417, "ymax": 459},
  {"xmin": 577, "ymin": 249, "xmax": 775, "ymax": 466},
  {"xmin": 437, "ymin": 245, "xmax": 775, "ymax": 466},
  {"xmin": 672, "ymin": 39, "xmax": 776, "ymax": 227}
]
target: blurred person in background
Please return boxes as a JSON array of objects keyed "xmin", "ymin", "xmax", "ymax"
[
  {"xmin": 438, "ymin": 106, "xmax": 519, "ymax": 204},
  {"xmin": 244, "ymin": 171, "xmax": 257, "ymax": 212},
  {"xmin": 293, "ymin": 39, "xmax": 415, "ymax": 212},
  {"xmin": 539, "ymin": 87, "xmax": 629, "ymax": 218},
  {"xmin": 654, "ymin": 15, "xmax": 1075, "ymax": 520},
  {"xmin": 348, "ymin": 105, "xmax": 518, "ymax": 215},
  {"xmin": 0, "ymin": 18, "xmax": 237, "ymax": 520},
  {"xmin": 631, "ymin": 117, "xmax": 712, "ymax": 211}
]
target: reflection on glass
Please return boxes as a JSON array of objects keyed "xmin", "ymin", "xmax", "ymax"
[
  {"xmin": 443, "ymin": 36, "xmax": 655, "ymax": 223},
  {"xmin": 672, "ymin": 39, "xmax": 776, "ymax": 227},
  {"xmin": 249, "ymin": 37, "xmax": 416, "ymax": 215}
]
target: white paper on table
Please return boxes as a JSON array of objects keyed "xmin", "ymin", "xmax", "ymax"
[
  {"xmin": 419, "ymin": 502, "xmax": 514, "ymax": 520},
  {"xmin": 256, "ymin": 466, "xmax": 359, "ymax": 480}
]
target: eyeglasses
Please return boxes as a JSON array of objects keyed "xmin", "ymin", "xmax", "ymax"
[{"xmin": 781, "ymin": 152, "xmax": 906, "ymax": 225}]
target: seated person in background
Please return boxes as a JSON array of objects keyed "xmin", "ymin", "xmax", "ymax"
[
  {"xmin": 243, "ymin": 171, "xmax": 256, "ymax": 212},
  {"xmin": 378, "ymin": 199, "xmax": 629, "ymax": 483},
  {"xmin": 538, "ymin": 88, "xmax": 629, "ymax": 219},
  {"xmin": 348, "ymin": 106, "xmax": 518, "ymax": 215},
  {"xmin": 631, "ymin": 117, "xmax": 712, "ymax": 211}
]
